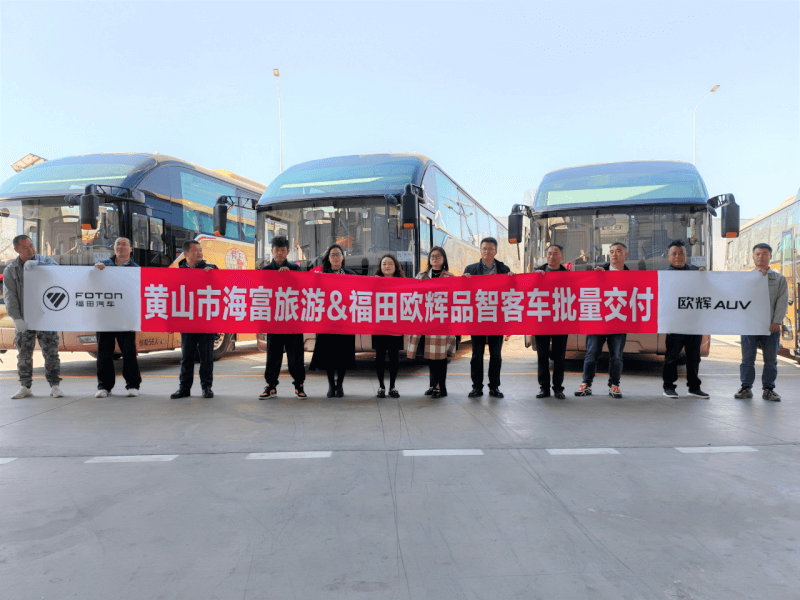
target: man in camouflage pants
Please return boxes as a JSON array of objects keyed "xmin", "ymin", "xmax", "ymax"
[{"xmin": 2, "ymin": 235, "xmax": 63, "ymax": 398}]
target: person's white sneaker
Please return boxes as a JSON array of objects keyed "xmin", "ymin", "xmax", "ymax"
[
  {"xmin": 95, "ymin": 389, "xmax": 108, "ymax": 398},
  {"xmin": 127, "ymin": 388, "xmax": 139, "ymax": 397},
  {"xmin": 11, "ymin": 386, "xmax": 32, "ymax": 399},
  {"xmin": 50, "ymin": 385, "xmax": 65, "ymax": 398}
]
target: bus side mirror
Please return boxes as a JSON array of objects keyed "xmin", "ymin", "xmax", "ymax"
[
  {"xmin": 713, "ymin": 194, "xmax": 740, "ymax": 238},
  {"xmin": 79, "ymin": 185, "xmax": 101, "ymax": 230},
  {"xmin": 213, "ymin": 196, "xmax": 229, "ymax": 237},
  {"xmin": 508, "ymin": 212, "xmax": 524, "ymax": 244},
  {"xmin": 401, "ymin": 184, "xmax": 418, "ymax": 230}
]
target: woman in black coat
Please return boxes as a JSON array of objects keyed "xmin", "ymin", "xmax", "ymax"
[
  {"xmin": 309, "ymin": 244, "xmax": 357, "ymax": 397},
  {"xmin": 372, "ymin": 254, "xmax": 405, "ymax": 398}
]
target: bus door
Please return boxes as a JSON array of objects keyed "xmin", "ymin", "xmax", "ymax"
[{"xmin": 779, "ymin": 230, "xmax": 795, "ymax": 355}]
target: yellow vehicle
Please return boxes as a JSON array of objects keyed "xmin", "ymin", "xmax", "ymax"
[
  {"xmin": 723, "ymin": 190, "xmax": 800, "ymax": 359},
  {"xmin": 0, "ymin": 152, "xmax": 264, "ymax": 359}
]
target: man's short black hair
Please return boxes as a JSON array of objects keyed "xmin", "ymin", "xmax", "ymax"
[
  {"xmin": 480, "ymin": 237, "xmax": 498, "ymax": 250},
  {"xmin": 182, "ymin": 240, "xmax": 200, "ymax": 252},
  {"xmin": 13, "ymin": 235, "xmax": 31, "ymax": 249},
  {"xmin": 271, "ymin": 235, "xmax": 289, "ymax": 249},
  {"xmin": 753, "ymin": 243, "xmax": 772, "ymax": 254},
  {"xmin": 546, "ymin": 244, "xmax": 564, "ymax": 253},
  {"xmin": 610, "ymin": 241, "xmax": 627, "ymax": 251},
  {"xmin": 668, "ymin": 240, "xmax": 686, "ymax": 250}
]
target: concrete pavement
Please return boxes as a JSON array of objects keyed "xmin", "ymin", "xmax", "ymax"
[{"xmin": 1, "ymin": 339, "xmax": 798, "ymax": 599}]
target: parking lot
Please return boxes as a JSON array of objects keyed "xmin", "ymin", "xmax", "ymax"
[{"xmin": 1, "ymin": 337, "xmax": 798, "ymax": 600}]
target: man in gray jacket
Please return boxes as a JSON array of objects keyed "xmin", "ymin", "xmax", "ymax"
[
  {"xmin": 2, "ymin": 235, "xmax": 64, "ymax": 398},
  {"xmin": 735, "ymin": 243, "xmax": 789, "ymax": 401}
]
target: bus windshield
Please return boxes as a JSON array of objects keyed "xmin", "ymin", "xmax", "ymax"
[
  {"xmin": 0, "ymin": 156, "xmax": 145, "ymax": 197},
  {"xmin": 535, "ymin": 163, "xmax": 707, "ymax": 211},
  {"xmin": 0, "ymin": 198, "xmax": 121, "ymax": 270},
  {"xmin": 256, "ymin": 200, "xmax": 414, "ymax": 274},
  {"xmin": 529, "ymin": 206, "xmax": 707, "ymax": 271},
  {"xmin": 262, "ymin": 156, "xmax": 419, "ymax": 199}
]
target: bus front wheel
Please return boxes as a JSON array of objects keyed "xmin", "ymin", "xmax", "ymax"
[{"xmin": 212, "ymin": 333, "xmax": 235, "ymax": 361}]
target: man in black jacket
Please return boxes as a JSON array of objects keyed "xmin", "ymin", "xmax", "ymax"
[
  {"xmin": 463, "ymin": 237, "xmax": 512, "ymax": 398},
  {"xmin": 575, "ymin": 241, "xmax": 630, "ymax": 398},
  {"xmin": 662, "ymin": 240, "xmax": 709, "ymax": 398},
  {"xmin": 93, "ymin": 237, "xmax": 142, "ymax": 397},
  {"xmin": 258, "ymin": 236, "xmax": 306, "ymax": 399},
  {"xmin": 171, "ymin": 240, "xmax": 218, "ymax": 399},
  {"xmin": 532, "ymin": 244, "xmax": 569, "ymax": 399}
]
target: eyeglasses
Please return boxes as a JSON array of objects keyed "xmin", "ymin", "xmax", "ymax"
[
  {"xmin": 329, "ymin": 252, "xmax": 343, "ymax": 257},
  {"xmin": 429, "ymin": 254, "xmax": 443, "ymax": 260}
]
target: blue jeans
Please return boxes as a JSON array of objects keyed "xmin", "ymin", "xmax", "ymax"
[
  {"xmin": 740, "ymin": 331, "xmax": 780, "ymax": 390},
  {"xmin": 582, "ymin": 334, "xmax": 626, "ymax": 387}
]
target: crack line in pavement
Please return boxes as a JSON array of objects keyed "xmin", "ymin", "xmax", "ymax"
[
  {"xmin": 384, "ymin": 450, "xmax": 411, "ymax": 599},
  {"xmin": 0, "ymin": 396, "xmax": 87, "ymax": 429},
  {"xmin": 507, "ymin": 448, "xmax": 661, "ymax": 598}
]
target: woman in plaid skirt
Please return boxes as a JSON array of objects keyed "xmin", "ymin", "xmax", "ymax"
[{"xmin": 406, "ymin": 246, "xmax": 456, "ymax": 398}]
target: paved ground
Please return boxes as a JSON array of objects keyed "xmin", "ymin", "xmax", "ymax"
[{"xmin": 1, "ymin": 338, "xmax": 798, "ymax": 600}]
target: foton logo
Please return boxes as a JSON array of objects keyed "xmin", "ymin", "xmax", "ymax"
[{"xmin": 43, "ymin": 286, "xmax": 69, "ymax": 311}]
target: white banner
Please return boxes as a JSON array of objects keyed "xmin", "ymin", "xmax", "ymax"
[
  {"xmin": 657, "ymin": 271, "xmax": 770, "ymax": 335},
  {"xmin": 23, "ymin": 266, "xmax": 142, "ymax": 332}
]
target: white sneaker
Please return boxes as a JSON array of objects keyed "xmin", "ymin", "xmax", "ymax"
[
  {"xmin": 95, "ymin": 389, "xmax": 108, "ymax": 398},
  {"xmin": 50, "ymin": 385, "xmax": 65, "ymax": 398},
  {"xmin": 127, "ymin": 388, "xmax": 139, "ymax": 397},
  {"xmin": 12, "ymin": 386, "xmax": 32, "ymax": 399}
]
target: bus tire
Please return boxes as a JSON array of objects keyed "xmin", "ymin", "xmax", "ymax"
[{"xmin": 212, "ymin": 333, "xmax": 235, "ymax": 361}]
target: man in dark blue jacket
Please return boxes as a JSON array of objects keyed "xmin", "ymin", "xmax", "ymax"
[
  {"xmin": 258, "ymin": 236, "xmax": 306, "ymax": 399},
  {"xmin": 662, "ymin": 240, "xmax": 709, "ymax": 398},
  {"xmin": 171, "ymin": 241, "xmax": 218, "ymax": 399},
  {"xmin": 463, "ymin": 237, "xmax": 512, "ymax": 398},
  {"xmin": 93, "ymin": 237, "xmax": 142, "ymax": 397}
]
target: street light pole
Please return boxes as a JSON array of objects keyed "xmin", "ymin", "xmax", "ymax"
[
  {"xmin": 693, "ymin": 85, "xmax": 720, "ymax": 165},
  {"xmin": 273, "ymin": 68, "xmax": 282, "ymax": 173}
]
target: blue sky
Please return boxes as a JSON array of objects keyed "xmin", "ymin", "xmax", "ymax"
[{"xmin": 1, "ymin": 1, "xmax": 797, "ymax": 220}]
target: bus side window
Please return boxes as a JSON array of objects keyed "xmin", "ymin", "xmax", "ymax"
[
  {"xmin": 149, "ymin": 217, "xmax": 165, "ymax": 254},
  {"xmin": 240, "ymin": 206, "xmax": 256, "ymax": 243},
  {"xmin": 133, "ymin": 214, "xmax": 149, "ymax": 250}
]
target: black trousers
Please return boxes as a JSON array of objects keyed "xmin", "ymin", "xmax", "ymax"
[
  {"xmin": 429, "ymin": 359, "xmax": 448, "ymax": 390},
  {"xmin": 470, "ymin": 335, "xmax": 504, "ymax": 389},
  {"xmin": 535, "ymin": 334, "xmax": 568, "ymax": 393},
  {"xmin": 663, "ymin": 334, "xmax": 702, "ymax": 391},
  {"xmin": 96, "ymin": 331, "xmax": 141, "ymax": 391},
  {"xmin": 265, "ymin": 333, "xmax": 305, "ymax": 387},
  {"xmin": 179, "ymin": 333, "xmax": 214, "ymax": 391}
]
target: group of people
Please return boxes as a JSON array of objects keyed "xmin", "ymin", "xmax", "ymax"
[
  {"xmin": 3, "ymin": 233, "xmax": 789, "ymax": 403},
  {"xmin": 532, "ymin": 240, "xmax": 788, "ymax": 401}
]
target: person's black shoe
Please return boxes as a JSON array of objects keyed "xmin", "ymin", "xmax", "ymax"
[
  {"xmin": 424, "ymin": 387, "xmax": 435, "ymax": 396},
  {"xmin": 536, "ymin": 388, "xmax": 550, "ymax": 399},
  {"xmin": 431, "ymin": 387, "xmax": 447, "ymax": 398},
  {"xmin": 489, "ymin": 388, "xmax": 504, "ymax": 398},
  {"xmin": 663, "ymin": 388, "xmax": 679, "ymax": 398},
  {"xmin": 377, "ymin": 387, "xmax": 386, "ymax": 398},
  {"xmin": 468, "ymin": 388, "xmax": 483, "ymax": 397},
  {"xmin": 554, "ymin": 391, "xmax": 566, "ymax": 400},
  {"xmin": 170, "ymin": 389, "xmax": 190, "ymax": 399},
  {"xmin": 327, "ymin": 385, "xmax": 336, "ymax": 398},
  {"xmin": 202, "ymin": 388, "xmax": 214, "ymax": 398},
  {"xmin": 336, "ymin": 384, "xmax": 344, "ymax": 398}
]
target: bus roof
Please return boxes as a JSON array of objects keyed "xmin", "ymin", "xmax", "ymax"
[
  {"xmin": 0, "ymin": 152, "xmax": 265, "ymax": 200},
  {"xmin": 533, "ymin": 160, "xmax": 709, "ymax": 213},
  {"xmin": 258, "ymin": 153, "xmax": 436, "ymax": 206},
  {"xmin": 738, "ymin": 193, "xmax": 798, "ymax": 233}
]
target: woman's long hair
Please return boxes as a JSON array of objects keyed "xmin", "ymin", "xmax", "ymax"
[
  {"xmin": 427, "ymin": 246, "xmax": 449, "ymax": 273},
  {"xmin": 373, "ymin": 254, "xmax": 405, "ymax": 278},
  {"xmin": 321, "ymin": 244, "xmax": 346, "ymax": 272}
]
